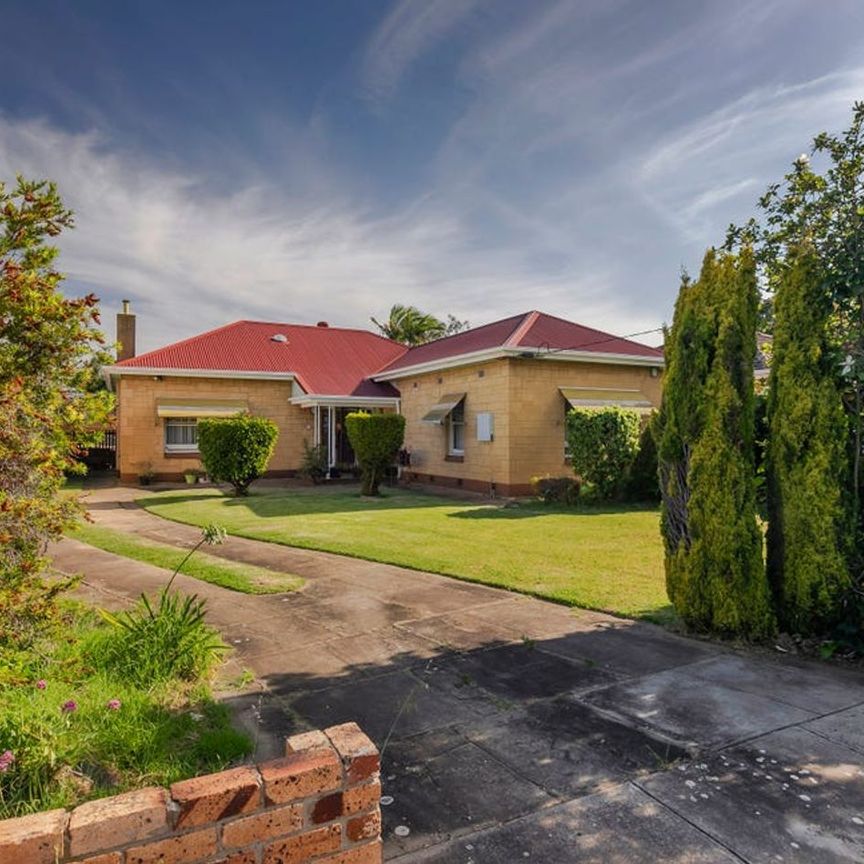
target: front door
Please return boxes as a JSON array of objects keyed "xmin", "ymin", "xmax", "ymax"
[{"xmin": 317, "ymin": 407, "xmax": 357, "ymax": 469}]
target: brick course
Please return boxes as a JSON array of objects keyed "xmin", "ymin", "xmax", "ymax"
[{"xmin": 0, "ymin": 724, "xmax": 381, "ymax": 864}]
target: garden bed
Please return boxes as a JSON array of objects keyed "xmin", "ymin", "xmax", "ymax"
[{"xmin": 0, "ymin": 601, "xmax": 250, "ymax": 818}]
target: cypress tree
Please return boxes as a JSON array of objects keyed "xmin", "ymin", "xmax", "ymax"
[
  {"xmin": 658, "ymin": 248, "xmax": 774, "ymax": 637},
  {"xmin": 766, "ymin": 244, "xmax": 851, "ymax": 634}
]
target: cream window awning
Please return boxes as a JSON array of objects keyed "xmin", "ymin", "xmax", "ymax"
[
  {"xmin": 560, "ymin": 387, "xmax": 654, "ymax": 414},
  {"xmin": 156, "ymin": 399, "xmax": 247, "ymax": 418},
  {"xmin": 421, "ymin": 393, "xmax": 466, "ymax": 425}
]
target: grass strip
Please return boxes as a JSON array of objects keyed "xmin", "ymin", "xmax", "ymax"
[{"xmin": 69, "ymin": 523, "xmax": 303, "ymax": 595}]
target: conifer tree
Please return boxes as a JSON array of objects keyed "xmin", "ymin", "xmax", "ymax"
[
  {"xmin": 766, "ymin": 244, "xmax": 851, "ymax": 633},
  {"xmin": 658, "ymin": 248, "xmax": 774, "ymax": 637}
]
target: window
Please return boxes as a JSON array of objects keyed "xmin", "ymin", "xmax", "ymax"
[
  {"xmin": 448, "ymin": 400, "xmax": 465, "ymax": 455},
  {"xmin": 165, "ymin": 417, "xmax": 199, "ymax": 452}
]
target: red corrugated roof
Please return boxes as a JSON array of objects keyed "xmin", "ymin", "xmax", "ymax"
[
  {"xmin": 115, "ymin": 320, "xmax": 406, "ymax": 398},
  {"xmin": 376, "ymin": 311, "xmax": 662, "ymax": 374}
]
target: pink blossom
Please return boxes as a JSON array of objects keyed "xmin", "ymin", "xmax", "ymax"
[
  {"xmin": 35, "ymin": 679, "xmax": 47, "ymax": 690},
  {"xmin": 106, "ymin": 699, "xmax": 121, "ymax": 711},
  {"xmin": 61, "ymin": 700, "xmax": 77, "ymax": 713},
  {"xmin": 0, "ymin": 751, "xmax": 15, "ymax": 773}
]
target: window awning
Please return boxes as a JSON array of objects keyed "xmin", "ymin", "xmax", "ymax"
[
  {"xmin": 560, "ymin": 387, "xmax": 654, "ymax": 414},
  {"xmin": 421, "ymin": 393, "xmax": 466, "ymax": 425},
  {"xmin": 156, "ymin": 399, "xmax": 247, "ymax": 418}
]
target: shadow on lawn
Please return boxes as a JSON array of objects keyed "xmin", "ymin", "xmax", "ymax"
[
  {"xmin": 446, "ymin": 501, "xmax": 661, "ymax": 520},
  {"xmin": 140, "ymin": 484, "xmax": 494, "ymax": 520}
]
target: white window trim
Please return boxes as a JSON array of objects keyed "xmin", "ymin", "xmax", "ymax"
[
  {"xmin": 164, "ymin": 417, "xmax": 200, "ymax": 454},
  {"xmin": 448, "ymin": 402, "xmax": 465, "ymax": 456}
]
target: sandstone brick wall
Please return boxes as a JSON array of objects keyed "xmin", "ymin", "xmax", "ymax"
[
  {"xmin": 507, "ymin": 358, "xmax": 663, "ymax": 490},
  {"xmin": 398, "ymin": 359, "xmax": 511, "ymax": 494},
  {"xmin": 116, "ymin": 376, "xmax": 313, "ymax": 482},
  {"xmin": 398, "ymin": 356, "xmax": 663, "ymax": 495},
  {"xmin": 0, "ymin": 723, "xmax": 381, "ymax": 864}
]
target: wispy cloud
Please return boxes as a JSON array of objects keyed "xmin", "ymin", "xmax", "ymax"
[
  {"xmin": 361, "ymin": 0, "xmax": 482, "ymax": 103},
  {"xmin": 0, "ymin": 114, "xmax": 627, "ymax": 351},
  {"xmin": 636, "ymin": 67, "xmax": 864, "ymax": 243}
]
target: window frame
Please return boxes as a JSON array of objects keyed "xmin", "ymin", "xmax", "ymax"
[
  {"xmin": 448, "ymin": 400, "xmax": 466, "ymax": 456},
  {"xmin": 164, "ymin": 416, "xmax": 200, "ymax": 453}
]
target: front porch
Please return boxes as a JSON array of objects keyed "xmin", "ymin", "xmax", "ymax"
[{"xmin": 292, "ymin": 394, "xmax": 401, "ymax": 474}]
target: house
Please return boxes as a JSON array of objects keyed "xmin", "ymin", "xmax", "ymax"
[{"xmin": 103, "ymin": 307, "xmax": 663, "ymax": 495}]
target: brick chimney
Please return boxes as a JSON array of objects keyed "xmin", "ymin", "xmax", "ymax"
[{"xmin": 116, "ymin": 299, "xmax": 136, "ymax": 361}]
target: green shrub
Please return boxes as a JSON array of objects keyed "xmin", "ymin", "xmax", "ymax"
[
  {"xmin": 197, "ymin": 415, "xmax": 278, "ymax": 496},
  {"xmin": 766, "ymin": 244, "xmax": 852, "ymax": 635},
  {"xmin": 565, "ymin": 407, "xmax": 640, "ymax": 498},
  {"xmin": 299, "ymin": 440, "xmax": 328, "ymax": 484},
  {"xmin": 531, "ymin": 475, "xmax": 581, "ymax": 505},
  {"xmin": 344, "ymin": 412, "xmax": 405, "ymax": 496},
  {"xmin": 97, "ymin": 591, "xmax": 225, "ymax": 687},
  {"xmin": 625, "ymin": 417, "xmax": 660, "ymax": 502},
  {"xmin": 657, "ymin": 248, "xmax": 774, "ymax": 638}
]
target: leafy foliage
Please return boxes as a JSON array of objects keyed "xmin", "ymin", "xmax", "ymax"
[
  {"xmin": 657, "ymin": 248, "xmax": 774, "ymax": 638},
  {"xmin": 626, "ymin": 417, "xmax": 660, "ymax": 502},
  {"xmin": 766, "ymin": 245, "xmax": 852, "ymax": 635},
  {"xmin": 370, "ymin": 304, "xmax": 468, "ymax": 346},
  {"xmin": 531, "ymin": 475, "xmax": 581, "ymax": 505},
  {"xmin": 299, "ymin": 440, "xmax": 328, "ymax": 484},
  {"xmin": 0, "ymin": 604, "xmax": 248, "ymax": 818},
  {"xmin": 197, "ymin": 415, "xmax": 278, "ymax": 496},
  {"xmin": 0, "ymin": 177, "xmax": 112, "ymax": 650},
  {"xmin": 729, "ymin": 102, "xmax": 864, "ymax": 575},
  {"xmin": 344, "ymin": 412, "xmax": 405, "ymax": 496},
  {"xmin": 98, "ymin": 591, "xmax": 225, "ymax": 686},
  {"xmin": 565, "ymin": 407, "xmax": 640, "ymax": 499}
]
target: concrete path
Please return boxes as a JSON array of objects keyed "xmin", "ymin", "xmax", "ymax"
[{"xmin": 50, "ymin": 485, "xmax": 864, "ymax": 863}]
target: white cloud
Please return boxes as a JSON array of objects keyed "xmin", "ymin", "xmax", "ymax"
[{"xmin": 0, "ymin": 114, "xmax": 634, "ymax": 352}]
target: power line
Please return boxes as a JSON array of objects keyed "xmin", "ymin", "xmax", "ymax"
[{"xmin": 520, "ymin": 326, "xmax": 665, "ymax": 357}]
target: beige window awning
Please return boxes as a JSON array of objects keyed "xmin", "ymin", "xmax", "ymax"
[
  {"xmin": 560, "ymin": 387, "xmax": 654, "ymax": 414},
  {"xmin": 156, "ymin": 399, "xmax": 247, "ymax": 418},
  {"xmin": 421, "ymin": 393, "xmax": 466, "ymax": 425}
]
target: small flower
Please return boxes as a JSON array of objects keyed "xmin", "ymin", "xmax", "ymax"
[
  {"xmin": 61, "ymin": 700, "xmax": 78, "ymax": 713},
  {"xmin": 35, "ymin": 679, "xmax": 47, "ymax": 690},
  {"xmin": 0, "ymin": 751, "xmax": 15, "ymax": 773},
  {"xmin": 202, "ymin": 524, "xmax": 227, "ymax": 546},
  {"xmin": 106, "ymin": 699, "xmax": 121, "ymax": 711}
]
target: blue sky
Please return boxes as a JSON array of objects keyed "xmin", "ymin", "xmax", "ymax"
[{"xmin": 1, "ymin": 1, "xmax": 862, "ymax": 351}]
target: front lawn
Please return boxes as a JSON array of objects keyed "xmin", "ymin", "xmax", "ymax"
[{"xmin": 141, "ymin": 486, "xmax": 672, "ymax": 623}]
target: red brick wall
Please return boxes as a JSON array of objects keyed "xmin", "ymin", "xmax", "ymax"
[{"xmin": 0, "ymin": 723, "xmax": 381, "ymax": 864}]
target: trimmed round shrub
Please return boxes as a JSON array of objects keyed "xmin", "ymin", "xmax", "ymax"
[
  {"xmin": 197, "ymin": 415, "xmax": 278, "ymax": 496},
  {"xmin": 565, "ymin": 407, "xmax": 640, "ymax": 499},
  {"xmin": 344, "ymin": 412, "xmax": 405, "ymax": 496}
]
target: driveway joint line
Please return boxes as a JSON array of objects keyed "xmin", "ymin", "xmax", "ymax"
[{"xmin": 631, "ymin": 779, "xmax": 751, "ymax": 863}]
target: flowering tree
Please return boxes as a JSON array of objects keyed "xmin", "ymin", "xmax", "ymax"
[{"xmin": 0, "ymin": 176, "xmax": 112, "ymax": 648}]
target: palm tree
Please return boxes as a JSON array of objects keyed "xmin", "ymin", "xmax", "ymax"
[{"xmin": 371, "ymin": 304, "xmax": 447, "ymax": 346}]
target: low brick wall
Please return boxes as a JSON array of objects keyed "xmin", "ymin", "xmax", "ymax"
[{"xmin": 0, "ymin": 723, "xmax": 381, "ymax": 864}]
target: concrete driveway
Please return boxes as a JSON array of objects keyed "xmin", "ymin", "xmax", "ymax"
[{"xmin": 50, "ymin": 485, "xmax": 864, "ymax": 863}]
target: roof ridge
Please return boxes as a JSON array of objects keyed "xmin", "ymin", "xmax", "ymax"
[
  {"xmin": 504, "ymin": 311, "xmax": 541, "ymax": 347},
  {"xmin": 530, "ymin": 310, "xmax": 661, "ymax": 353}
]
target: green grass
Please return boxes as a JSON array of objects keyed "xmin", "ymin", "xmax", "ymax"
[
  {"xmin": 0, "ymin": 603, "xmax": 251, "ymax": 818},
  {"xmin": 69, "ymin": 523, "xmax": 304, "ymax": 595},
  {"xmin": 140, "ymin": 486, "xmax": 673, "ymax": 623}
]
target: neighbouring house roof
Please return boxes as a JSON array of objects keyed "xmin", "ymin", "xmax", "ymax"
[
  {"xmin": 108, "ymin": 320, "xmax": 406, "ymax": 398},
  {"xmin": 374, "ymin": 310, "xmax": 663, "ymax": 379}
]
